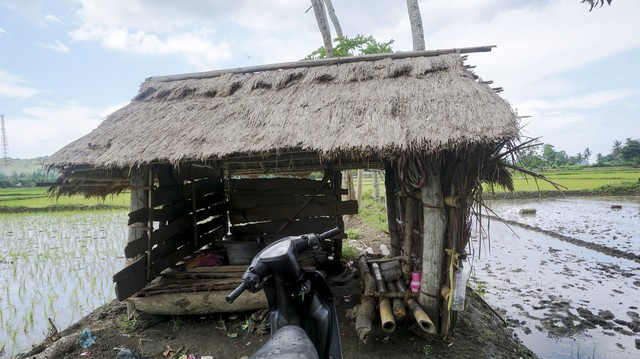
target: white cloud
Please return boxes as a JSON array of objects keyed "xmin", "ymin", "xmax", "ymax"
[
  {"xmin": 518, "ymin": 89, "xmax": 640, "ymax": 114},
  {"xmin": 44, "ymin": 14, "xmax": 61, "ymax": 23},
  {"xmin": 0, "ymin": 27, "xmax": 7, "ymax": 36},
  {"xmin": 71, "ymin": 27, "xmax": 231, "ymax": 70},
  {"xmin": 0, "ymin": 69, "xmax": 40, "ymax": 98},
  {"xmin": 37, "ymin": 39, "xmax": 70, "ymax": 53},
  {"xmin": 6, "ymin": 103, "xmax": 116, "ymax": 158}
]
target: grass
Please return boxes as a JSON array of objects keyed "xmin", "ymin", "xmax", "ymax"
[
  {"xmin": 0, "ymin": 187, "xmax": 129, "ymax": 210},
  {"xmin": 486, "ymin": 166, "xmax": 640, "ymax": 192}
]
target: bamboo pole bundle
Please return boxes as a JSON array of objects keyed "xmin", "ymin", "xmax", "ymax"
[
  {"xmin": 378, "ymin": 260, "xmax": 406, "ymax": 320},
  {"xmin": 355, "ymin": 255, "xmax": 376, "ymax": 343},
  {"xmin": 396, "ymin": 280, "xmax": 436, "ymax": 334},
  {"xmin": 371, "ymin": 263, "xmax": 396, "ymax": 333}
]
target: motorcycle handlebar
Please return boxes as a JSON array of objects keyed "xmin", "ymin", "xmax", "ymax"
[
  {"xmin": 225, "ymin": 281, "xmax": 248, "ymax": 303},
  {"xmin": 318, "ymin": 227, "xmax": 341, "ymax": 241}
]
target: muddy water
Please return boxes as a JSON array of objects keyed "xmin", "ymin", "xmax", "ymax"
[
  {"xmin": 470, "ymin": 214, "xmax": 640, "ymax": 359},
  {"xmin": 486, "ymin": 197, "xmax": 640, "ymax": 254}
]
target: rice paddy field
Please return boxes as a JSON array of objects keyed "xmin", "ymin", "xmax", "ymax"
[
  {"xmin": 508, "ymin": 167, "xmax": 640, "ymax": 192},
  {"xmin": 0, "ymin": 187, "xmax": 129, "ymax": 210},
  {"xmin": 0, "ymin": 208, "xmax": 128, "ymax": 357}
]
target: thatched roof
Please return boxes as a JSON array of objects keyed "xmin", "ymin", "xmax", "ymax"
[{"xmin": 46, "ymin": 48, "xmax": 518, "ymax": 170}]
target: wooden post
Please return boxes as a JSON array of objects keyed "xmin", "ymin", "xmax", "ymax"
[
  {"xmin": 401, "ymin": 197, "xmax": 415, "ymax": 279},
  {"xmin": 332, "ymin": 169, "xmax": 344, "ymax": 260},
  {"xmin": 372, "ymin": 171, "xmax": 381, "ymax": 202},
  {"xmin": 126, "ymin": 168, "xmax": 148, "ymax": 266},
  {"xmin": 146, "ymin": 168, "xmax": 154, "ymax": 281},
  {"xmin": 356, "ymin": 169, "xmax": 363, "ymax": 207},
  {"xmin": 418, "ymin": 158, "xmax": 446, "ymax": 330},
  {"xmin": 323, "ymin": 0, "xmax": 343, "ymax": 38},
  {"xmin": 190, "ymin": 166, "xmax": 199, "ymax": 249},
  {"xmin": 384, "ymin": 161, "xmax": 401, "ymax": 256}
]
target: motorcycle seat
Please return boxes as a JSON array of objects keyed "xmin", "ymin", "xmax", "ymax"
[{"xmin": 249, "ymin": 325, "xmax": 319, "ymax": 359}]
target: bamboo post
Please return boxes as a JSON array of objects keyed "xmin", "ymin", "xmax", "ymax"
[
  {"xmin": 190, "ymin": 166, "xmax": 198, "ymax": 249},
  {"xmin": 418, "ymin": 158, "xmax": 446, "ymax": 330},
  {"xmin": 384, "ymin": 161, "xmax": 401, "ymax": 256},
  {"xmin": 146, "ymin": 168, "xmax": 154, "ymax": 281},
  {"xmin": 355, "ymin": 255, "xmax": 376, "ymax": 343},
  {"xmin": 401, "ymin": 197, "xmax": 415, "ymax": 279},
  {"xmin": 126, "ymin": 169, "xmax": 148, "ymax": 266},
  {"xmin": 331, "ymin": 169, "xmax": 344, "ymax": 260},
  {"xmin": 356, "ymin": 169, "xmax": 363, "ymax": 207},
  {"xmin": 371, "ymin": 263, "xmax": 395, "ymax": 333},
  {"xmin": 372, "ymin": 171, "xmax": 381, "ymax": 202}
]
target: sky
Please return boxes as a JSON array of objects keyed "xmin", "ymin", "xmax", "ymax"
[{"xmin": 0, "ymin": 0, "xmax": 638, "ymax": 160}]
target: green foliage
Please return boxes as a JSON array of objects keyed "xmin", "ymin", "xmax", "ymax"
[
  {"xmin": 582, "ymin": 0, "xmax": 612, "ymax": 11},
  {"xmin": 304, "ymin": 34, "xmax": 394, "ymax": 60},
  {"xmin": 341, "ymin": 242, "xmax": 359, "ymax": 262},
  {"xmin": 120, "ymin": 314, "xmax": 139, "ymax": 333},
  {"xmin": 358, "ymin": 187, "xmax": 388, "ymax": 231},
  {"xmin": 345, "ymin": 228, "xmax": 362, "ymax": 240},
  {"xmin": 591, "ymin": 180, "xmax": 640, "ymax": 194},
  {"xmin": 170, "ymin": 316, "xmax": 183, "ymax": 332}
]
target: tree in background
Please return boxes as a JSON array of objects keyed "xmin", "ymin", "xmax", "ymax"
[{"xmin": 582, "ymin": 0, "xmax": 612, "ymax": 11}]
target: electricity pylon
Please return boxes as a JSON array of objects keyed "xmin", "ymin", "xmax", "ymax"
[{"xmin": 0, "ymin": 114, "xmax": 9, "ymax": 167}]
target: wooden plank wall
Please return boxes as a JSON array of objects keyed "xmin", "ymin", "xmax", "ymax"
[
  {"xmin": 114, "ymin": 164, "xmax": 227, "ymax": 300},
  {"xmin": 229, "ymin": 177, "xmax": 356, "ymax": 242}
]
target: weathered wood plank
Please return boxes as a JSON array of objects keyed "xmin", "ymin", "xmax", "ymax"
[
  {"xmin": 231, "ymin": 178, "xmax": 328, "ymax": 191},
  {"xmin": 152, "ymin": 178, "xmax": 223, "ymax": 207},
  {"xmin": 231, "ymin": 200, "xmax": 357, "ymax": 223},
  {"xmin": 130, "ymin": 290, "xmax": 267, "ymax": 315},
  {"xmin": 151, "ymin": 242, "xmax": 195, "ymax": 275},
  {"xmin": 114, "ymin": 256, "xmax": 149, "ymax": 301},
  {"xmin": 231, "ymin": 194, "xmax": 334, "ymax": 210},
  {"xmin": 231, "ymin": 217, "xmax": 337, "ymax": 236},
  {"xmin": 128, "ymin": 200, "xmax": 191, "ymax": 224},
  {"xmin": 124, "ymin": 215, "xmax": 192, "ymax": 258},
  {"xmin": 233, "ymin": 187, "xmax": 346, "ymax": 196},
  {"xmin": 199, "ymin": 226, "xmax": 226, "ymax": 246},
  {"xmin": 197, "ymin": 215, "xmax": 226, "ymax": 235},
  {"xmin": 195, "ymin": 202, "xmax": 226, "ymax": 223}
]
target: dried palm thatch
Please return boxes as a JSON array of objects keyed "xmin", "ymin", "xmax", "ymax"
[{"xmin": 45, "ymin": 51, "xmax": 518, "ymax": 171}]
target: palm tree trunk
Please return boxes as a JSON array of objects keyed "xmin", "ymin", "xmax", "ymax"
[
  {"xmin": 310, "ymin": 0, "xmax": 334, "ymax": 57},
  {"xmin": 405, "ymin": 0, "xmax": 425, "ymax": 50},
  {"xmin": 323, "ymin": 0, "xmax": 344, "ymax": 38}
]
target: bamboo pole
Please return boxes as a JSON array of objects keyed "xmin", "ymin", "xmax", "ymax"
[
  {"xmin": 418, "ymin": 158, "xmax": 446, "ymax": 330},
  {"xmin": 356, "ymin": 169, "xmax": 363, "ymax": 207},
  {"xmin": 384, "ymin": 161, "xmax": 401, "ymax": 256},
  {"xmin": 397, "ymin": 280, "xmax": 436, "ymax": 334},
  {"xmin": 405, "ymin": 0, "xmax": 426, "ymax": 51},
  {"xmin": 148, "ymin": 46, "xmax": 496, "ymax": 83},
  {"xmin": 355, "ymin": 255, "xmax": 376, "ymax": 343},
  {"xmin": 371, "ymin": 263, "xmax": 395, "ymax": 333},
  {"xmin": 401, "ymin": 197, "xmax": 415, "ymax": 279}
]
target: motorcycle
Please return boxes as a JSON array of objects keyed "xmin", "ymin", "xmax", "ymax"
[{"xmin": 226, "ymin": 228, "xmax": 343, "ymax": 359}]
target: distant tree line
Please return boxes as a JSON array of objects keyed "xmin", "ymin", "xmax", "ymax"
[
  {"xmin": 517, "ymin": 138, "xmax": 640, "ymax": 170},
  {"xmin": 0, "ymin": 170, "xmax": 58, "ymax": 188}
]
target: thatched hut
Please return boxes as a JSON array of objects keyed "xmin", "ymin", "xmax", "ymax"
[{"xmin": 46, "ymin": 46, "xmax": 518, "ymax": 335}]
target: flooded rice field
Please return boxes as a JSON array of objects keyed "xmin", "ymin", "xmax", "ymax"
[
  {"xmin": 486, "ymin": 197, "xmax": 640, "ymax": 254},
  {"xmin": 471, "ymin": 196, "xmax": 640, "ymax": 359},
  {"xmin": 0, "ymin": 211, "xmax": 127, "ymax": 358}
]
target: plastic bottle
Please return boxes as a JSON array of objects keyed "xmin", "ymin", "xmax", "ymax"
[{"xmin": 451, "ymin": 265, "xmax": 468, "ymax": 311}]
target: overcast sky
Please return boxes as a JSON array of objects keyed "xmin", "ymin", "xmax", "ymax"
[{"xmin": 0, "ymin": 0, "xmax": 638, "ymax": 159}]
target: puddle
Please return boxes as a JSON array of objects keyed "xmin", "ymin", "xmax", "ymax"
[
  {"xmin": 486, "ymin": 197, "xmax": 640, "ymax": 255},
  {"xmin": 470, "ymin": 218, "xmax": 640, "ymax": 359},
  {"xmin": 0, "ymin": 212, "xmax": 127, "ymax": 357}
]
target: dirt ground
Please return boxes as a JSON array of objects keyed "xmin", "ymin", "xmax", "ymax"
[{"xmin": 18, "ymin": 270, "xmax": 536, "ymax": 359}]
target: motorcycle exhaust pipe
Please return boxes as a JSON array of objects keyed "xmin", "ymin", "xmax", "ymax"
[{"xmin": 371, "ymin": 263, "xmax": 396, "ymax": 333}]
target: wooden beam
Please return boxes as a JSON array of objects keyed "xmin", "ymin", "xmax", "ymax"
[
  {"xmin": 231, "ymin": 194, "xmax": 334, "ymax": 210},
  {"xmin": 231, "ymin": 217, "xmax": 337, "ymax": 236},
  {"xmin": 231, "ymin": 200, "xmax": 357, "ymax": 223},
  {"xmin": 147, "ymin": 46, "xmax": 496, "ymax": 82}
]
